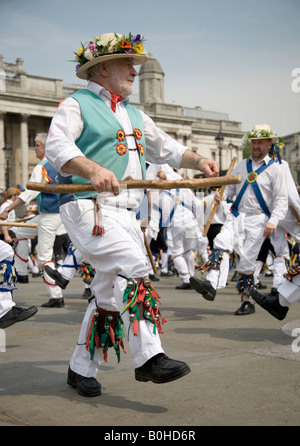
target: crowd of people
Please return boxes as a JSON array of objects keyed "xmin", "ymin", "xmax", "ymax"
[{"xmin": 0, "ymin": 31, "xmax": 299, "ymax": 399}]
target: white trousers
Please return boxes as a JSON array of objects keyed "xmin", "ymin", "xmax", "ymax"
[
  {"xmin": 271, "ymin": 208, "xmax": 299, "ymax": 289},
  {"xmin": 14, "ymin": 213, "xmax": 63, "ymax": 299},
  {"xmin": 278, "ymin": 274, "xmax": 300, "ymax": 306},
  {"xmin": 58, "ymin": 248, "xmax": 85, "ymax": 281},
  {"xmin": 169, "ymin": 224, "xmax": 197, "ymax": 283},
  {"xmin": 0, "ymin": 240, "xmax": 16, "ymax": 318},
  {"xmin": 60, "ymin": 200, "xmax": 164, "ymax": 377},
  {"xmin": 207, "ymin": 213, "xmax": 268, "ymax": 289}
]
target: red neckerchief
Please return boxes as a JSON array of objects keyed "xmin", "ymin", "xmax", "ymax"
[
  {"xmin": 109, "ymin": 91, "xmax": 123, "ymax": 112},
  {"xmin": 93, "ymin": 82, "xmax": 123, "ymax": 112}
]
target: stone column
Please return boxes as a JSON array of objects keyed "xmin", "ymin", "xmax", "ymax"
[
  {"xmin": 0, "ymin": 113, "xmax": 5, "ymax": 189},
  {"xmin": 20, "ymin": 114, "xmax": 29, "ymax": 187}
]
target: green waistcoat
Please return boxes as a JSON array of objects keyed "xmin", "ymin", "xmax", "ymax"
[{"xmin": 64, "ymin": 89, "xmax": 147, "ymax": 200}]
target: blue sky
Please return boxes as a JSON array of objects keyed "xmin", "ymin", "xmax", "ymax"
[{"xmin": 1, "ymin": 0, "xmax": 300, "ymax": 136}]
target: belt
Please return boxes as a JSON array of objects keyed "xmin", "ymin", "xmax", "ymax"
[{"xmin": 244, "ymin": 210, "xmax": 264, "ymax": 215}]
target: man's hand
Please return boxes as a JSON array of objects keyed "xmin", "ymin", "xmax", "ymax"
[
  {"xmin": 0, "ymin": 210, "xmax": 8, "ymax": 220},
  {"xmin": 214, "ymin": 191, "xmax": 223, "ymax": 203},
  {"xmin": 90, "ymin": 165, "xmax": 120, "ymax": 195},
  {"xmin": 180, "ymin": 150, "xmax": 219, "ymax": 177},
  {"xmin": 156, "ymin": 169, "xmax": 167, "ymax": 180},
  {"xmin": 198, "ymin": 158, "xmax": 219, "ymax": 178},
  {"xmin": 4, "ymin": 234, "xmax": 13, "ymax": 244},
  {"xmin": 263, "ymin": 222, "xmax": 276, "ymax": 238},
  {"xmin": 62, "ymin": 157, "xmax": 120, "ymax": 196}
]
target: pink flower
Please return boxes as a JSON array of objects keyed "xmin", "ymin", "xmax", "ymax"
[{"xmin": 88, "ymin": 43, "xmax": 97, "ymax": 51}]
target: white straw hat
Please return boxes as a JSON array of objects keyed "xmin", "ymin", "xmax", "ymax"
[{"xmin": 247, "ymin": 124, "xmax": 278, "ymax": 143}]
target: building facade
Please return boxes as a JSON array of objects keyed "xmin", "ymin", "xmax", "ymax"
[
  {"xmin": 0, "ymin": 54, "xmax": 246, "ymax": 191},
  {"xmin": 281, "ymin": 131, "xmax": 300, "ymax": 184}
]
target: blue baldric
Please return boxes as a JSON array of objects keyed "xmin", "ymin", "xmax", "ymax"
[{"xmin": 231, "ymin": 158, "xmax": 274, "ymax": 218}]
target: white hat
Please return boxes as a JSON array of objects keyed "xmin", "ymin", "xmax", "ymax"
[
  {"xmin": 247, "ymin": 124, "xmax": 278, "ymax": 143},
  {"xmin": 75, "ymin": 32, "xmax": 148, "ymax": 80}
]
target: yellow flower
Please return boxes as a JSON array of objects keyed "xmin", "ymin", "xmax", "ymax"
[
  {"xmin": 77, "ymin": 46, "xmax": 83, "ymax": 57},
  {"xmin": 133, "ymin": 43, "xmax": 144, "ymax": 55}
]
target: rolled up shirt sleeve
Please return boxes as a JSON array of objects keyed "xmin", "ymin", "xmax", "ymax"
[
  {"xmin": 46, "ymin": 97, "xmax": 85, "ymax": 175},
  {"xmin": 268, "ymin": 164, "xmax": 288, "ymax": 227}
]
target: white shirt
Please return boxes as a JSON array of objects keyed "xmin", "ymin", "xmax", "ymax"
[
  {"xmin": 279, "ymin": 159, "xmax": 300, "ymax": 216},
  {"xmin": 18, "ymin": 159, "xmax": 46, "ymax": 205},
  {"xmin": 224, "ymin": 155, "xmax": 288, "ymax": 227},
  {"xmin": 46, "ymin": 81, "xmax": 187, "ymax": 209},
  {"xmin": 0, "ymin": 199, "xmax": 16, "ymax": 222},
  {"xmin": 203, "ymin": 192, "xmax": 231, "ymax": 225}
]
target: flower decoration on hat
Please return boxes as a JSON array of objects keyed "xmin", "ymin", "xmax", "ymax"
[
  {"xmin": 74, "ymin": 32, "xmax": 147, "ymax": 73},
  {"xmin": 246, "ymin": 125, "xmax": 278, "ymax": 141},
  {"xmin": 247, "ymin": 129, "xmax": 276, "ymax": 139}
]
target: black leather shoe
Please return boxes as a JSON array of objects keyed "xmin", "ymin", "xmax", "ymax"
[
  {"xmin": 231, "ymin": 271, "xmax": 241, "ymax": 282},
  {"xmin": 17, "ymin": 275, "xmax": 29, "ymax": 284},
  {"xmin": 41, "ymin": 298, "xmax": 65, "ymax": 308},
  {"xmin": 149, "ymin": 274, "xmax": 159, "ymax": 282},
  {"xmin": 67, "ymin": 367, "xmax": 101, "ymax": 397},
  {"xmin": 82, "ymin": 288, "xmax": 92, "ymax": 299},
  {"xmin": 135, "ymin": 353, "xmax": 191, "ymax": 384},
  {"xmin": 175, "ymin": 282, "xmax": 192, "ymax": 289},
  {"xmin": 44, "ymin": 265, "xmax": 69, "ymax": 289},
  {"xmin": 257, "ymin": 281, "xmax": 267, "ymax": 289},
  {"xmin": 234, "ymin": 301, "xmax": 255, "ymax": 315},
  {"xmin": 0, "ymin": 305, "xmax": 38, "ymax": 329},
  {"xmin": 189, "ymin": 277, "xmax": 216, "ymax": 301},
  {"xmin": 32, "ymin": 272, "xmax": 40, "ymax": 278},
  {"xmin": 250, "ymin": 289, "xmax": 288, "ymax": 320}
]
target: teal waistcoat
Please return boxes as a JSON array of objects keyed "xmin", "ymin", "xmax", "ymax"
[{"xmin": 60, "ymin": 89, "xmax": 146, "ymax": 201}]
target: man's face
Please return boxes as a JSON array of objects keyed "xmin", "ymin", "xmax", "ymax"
[
  {"xmin": 34, "ymin": 140, "xmax": 45, "ymax": 160},
  {"xmin": 107, "ymin": 58, "xmax": 138, "ymax": 98},
  {"xmin": 250, "ymin": 138, "xmax": 272, "ymax": 161}
]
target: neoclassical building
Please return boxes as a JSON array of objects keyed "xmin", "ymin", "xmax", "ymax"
[{"xmin": 0, "ymin": 53, "xmax": 246, "ymax": 191}]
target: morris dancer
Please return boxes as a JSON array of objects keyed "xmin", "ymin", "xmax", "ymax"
[
  {"xmin": 190, "ymin": 124, "xmax": 288, "ymax": 315},
  {"xmin": 0, "ymin": 133, "xmax": 65, "ymax": 308},
  {"xmin": 265, "ymin": 136, "xmax": 300, "ymax": 293},
  {"xmin": 0, "ymin": 239, "xmax": 37, "ymax": 328},
  {"xmin": 148, "ymin": 163, "xmax": 208, "ymax": 289},
  {"xmin": 45, "ymin": 31, "xmax": 219, "ymax": 396}
]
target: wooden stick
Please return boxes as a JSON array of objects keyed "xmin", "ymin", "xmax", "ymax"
[
  {"xmin": 26, "ymin": 175, "xmax": 241, "ymax": 193},
  {"xmin": 203, "ymin": 157, "xmax": 237, "ymax": 236},
  {"xmin": 17, "ymin": 215, "xmax": 36, "ymax": 223},
  {"xmin": 289, "ymin": 203, "xmax": 300, "ymax": 223},
  {"xmin": 143, "ymin": 232, "xmax": 158, "ymax": 274},
  {"xmin": 0, "ymin": 221, "xmax": 38, "ymax": 228}
]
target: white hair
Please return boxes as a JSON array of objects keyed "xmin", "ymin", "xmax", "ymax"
[{"xmin": 35, "ymin": 132, "xmax": 47, "ymax": 148}]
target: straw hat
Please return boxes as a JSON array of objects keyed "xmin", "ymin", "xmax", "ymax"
[
  {"xmin": 75, "ymin": 32, "xmax": 148, "ymax": 80},
  {"xmin": 247, "ymin": 124, "xmax": 278, "ymax": 143},
  {"xmin": 6, "ymin": 187, "xmax": 19, "ymax": 198}
]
